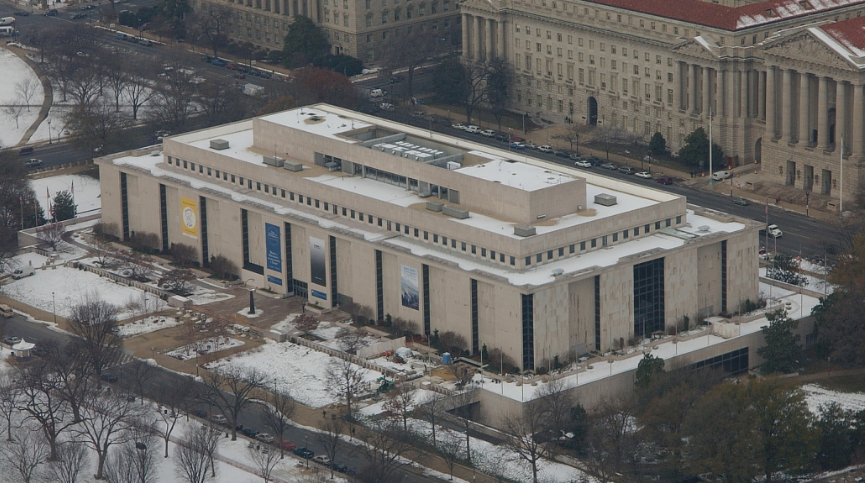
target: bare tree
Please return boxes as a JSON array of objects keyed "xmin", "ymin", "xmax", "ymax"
[
  {"xmin": 16, "ymin": 360, "xmax": 78, "ymax": 460},
  {"xmin": 536, "ymin": 377, "xmax": 575, "ymax": 438},
  {"xmin": 43, "ymin": 343, "xmax": 93, "ymax": 424},
  {"xmin": 4, "ymin": 102, "xmax": 26, "ymax": 129},
  {"xmin": 325, "ymin": 359, "xmax": 367, "ymax": 419},
  {"xmin": 414, "ymin": 391, "xmax": 446, "ymax": 448},
  {"xmin": 501, "ymin": 401, "xmax": 549, "ymax": 483},
  {"xmin": 159, "ymin": 269, "xmax": 196, "ymax": 295},
  {"xmin": 150, "ymin": 52, "xmax": 198, "ymax": 132},
  {"xmin": 437, "ymin": 431, "xmax": 463, "ymax": 481},
  {"xmin": 379, "ymin": 29, "xmax": 450, "ymax": 99},
  {"xmin": 67, "ymin": 296, "xmax": 122, "ymax": 382},
  {"xmin": 103, "ymin": 51, "xmax": 131, "ymax": 112},
  {"xmin": 552, "ymin": 122, "xmax": 584, "ymax": 153},
  {"xmin": 0, "ymin": 425, "xmax": 49, "ymax": 483},
  {"xmin": 155, "ymin": 382, "xmax": 193, "ymax": 458},
  {"xmin": 356, "ymin": 418, "xmax": 418, "ymax": 483},
  {"xmin": 124, "ymin": 62, "xmax": 154, "ymax": 121},
  {"xmin": 117, "ymin": 250, "xmax": 152, "ymax": 282},
  {"xmin": 65, "ymin": 100, "xmax": 130, "ymax": 158},
  {"xmin": 200, "ymin": 366, "xmax": 267, "ymax": 440},
  {"xmin": 36, "ymin": 221, "xmax": 66, "ymax": 250},
  {"xmin": 593, "ymin": 124, "xmax": 629, "ymax": 161},
  {"xmin": 195, "ymin": 80, "xmax": 248, "ymax": 127},
  {"xmin": 16, "ymin": 78, "xmax": 39, "ymax": 112},
  {"xmin": 293, "ymin": 313, "xmax": 320, "ymax": 337},
  {"xmin": 73, "ymin": 386, "xmax": 142, "ymax": 479},
  {"xmin": 0, "ymin": 370, "xmax": 20, "ymax": 441},
  {"xmin": 103, "ymin": 429, "xmax": 158, "ymax": 483},
  {"xmin": 449, "ymin": 389, "xmax": 476, "ymax": 464},
  {"xmin": 316, "ymin": 415, "xmax": 345, "ymax": 480},
  {"xmin": 382, "ymin": 383, "xmax": 414, "ymax": 432},
  {"xmin": 248, "ymin": 445, "xmax": 281, "ymax": 483},
  {"xmin": 336, "ymin": 327, "xmax": 368, "ymax": 355},
  {"xmin": 583, "ymin": 395, "xmax": 637, "ymax": 483},
  {"xmin": 49, "ymin": 440, "xmax": 90, "ymax": 483},
  {"xmin": 189, "ymin": 3, "xmax": 234, "ymax": 59},
  {"xmin": 261, "ymin": 390, "xmax": 295, "ymax": 459},
  {"xmin": 120, "ymin": 360, "xmax": 157, "ymax": 405},
  {"xmin": 175, "ymin": 424, "xmax": 220, "ymax": 483},
  {"xmin": 67, "ymin": 63, "xmax": 104, "ymax": 108}
]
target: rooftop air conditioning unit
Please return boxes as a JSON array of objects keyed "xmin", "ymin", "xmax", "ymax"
[
  {"xmin": 283, "ymin": 161, "xmax": 303, "ymax": 172},
  {"xmin": 426, "ymin": 201, "xmax": 443, "ymax": 212},
  {"xmin": 514, "ymin": 225, "xmax": 536, "ymax": 237},
  {"xmin": 263, "ymin": 155, "xmax": 285, "ymax": 167},
  {"xmin": 210, "ymin": 139, "xmax": 230, "ymax": 150},
  {"xmin": 594, "ymin": 193, "xmax": 617, "ymax": 206},
  {"xmin": 698, "ymin": 225, "xmax": 711, "ymax": 232},
  {"xmin": 442, "ymin": 206, "xmax": 469, "ymax": 219},
  {"xmin": 552, "ymin": 268, "xmax": 564, "ymax": 276}
]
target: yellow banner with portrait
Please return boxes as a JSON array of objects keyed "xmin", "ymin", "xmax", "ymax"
[{"xmin": 180, "ymin": 197, "xmax": 198, "ymax": 239}]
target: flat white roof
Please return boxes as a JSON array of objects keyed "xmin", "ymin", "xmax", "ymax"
[
  {"xmin": 259, "ymin": 107, "xmax": 373, "ymax": 140},
  {"xmin": 456, "ymin": 153, "xmax": 577, "ymax": 191}
]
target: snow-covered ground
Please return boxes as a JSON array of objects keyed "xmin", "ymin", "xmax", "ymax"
[
  {"xmin": 2, "ymin": 265, "xmax": 163, "ymax": 320},
  {"xmin": 759, "ymin": 267, "xmax": 834, "ymax": 296},
  {"xmin": 207, "ymin": 340, "xmax": 383, "ymax": 408},
  {"xmin": 118, "ymin": 315, "xmax": 182, "ymax": 337},
  {"xmin": 166, "ymin": 337, "xmax": 245, "ymax": 361},
  {"xmin": 30, "ymin": 174, "xmax": 102, "ymax": 218},
  {"xmin": 802, "ymin": 384, "xmax": 865, "ymax": 415},
  {"xmin": 0, "ymin": 47, "xmax": 44, "ymax": 148}
]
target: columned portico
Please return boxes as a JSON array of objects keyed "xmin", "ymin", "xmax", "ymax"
[{"xmin": 798, "ymin": 72, "xmax": 809, "ymax": 145}]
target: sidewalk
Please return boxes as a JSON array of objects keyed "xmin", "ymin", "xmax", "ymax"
[{"xmin": 5, "ymin": 44, "xmax": 54, "ymax": 146}]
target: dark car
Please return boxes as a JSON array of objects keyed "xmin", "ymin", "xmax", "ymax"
[
  {"xmin": 332, "ymin": 462, "xmax": 349, "ymax": 473},
  {"xmin": 235, "ymin": 65, "xmax": 249, "ymax": 73},
  {"xmin": 585, "ymin": 156, "xmax": 603, "ymax": 166},
  {"xmin": 115, "ymin": 33, "xmax": 128, "ymax": 40},
  {"xmin": 732, "ymin": 197, "xmax": 749, "ymax": 206},
  {"xmin": 44, "ymin": 9, "xmax": 58, "ymax": 16},
  {"xmin": 259, "ymin": 71, "xmax": 272, "ymax": 79},
  {"xmin": 293, "ymin": 447, "xmax": 314, "ymax": 458},
  {"xmin": 234, "ymin": 73, "xmax": 246, "ymax": 79},
  {"xmin": 72, "ymin": 13, "xmax": 87, "ymax": 19},
  {"xmin": 201, "ymin": 55, "xmax": 214, "ymax": 63},
  {"xmin": 18, "ymin": 146, "xmax": 33, "ymax": 156},
  {"xmin": 192, "ymin": 408, "xmax": 208, "ymax": 418},
  {"xmin": 14, "ymin": 10, "xmax": 30, "ymax": 16},
  {"xmin": 226, "ymin": 63, "xmax": 237, "ymax": 70},
  {"xmin": 656, "ymin": 176, "xmax": 673, "ymax": 185},
  {"xmin": 248, "ymin": 69, "xmax": 261, "ymax": 77},
  {"xmin": 555, "ymin": 151, "xmax": 570, "ymax": 158},
  {"xmin": 101, "ymin": 373, "xmax": 118, "ymax": 383},
  {"xmin": 241, "ymin": 427, "xmax": 259, "ymax": 438},
  {"xmin": 210, "ymin": 58, "xmax": 227, "ymax": 67},
  {"xmin": 510, "ymin": 136, "xmax": 525, "ymax": 143},
  {"xmin": 494, "ymin": 132, "xmax": 509, "ymax": 142},
  {"xmin": 618, "ymin": 166, "xmax": 636, "ymax": 175}
]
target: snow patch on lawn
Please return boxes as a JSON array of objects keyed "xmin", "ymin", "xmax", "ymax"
[{"xmin": 118, "ymin": 315, "xmax": 182, "ymax": 337}]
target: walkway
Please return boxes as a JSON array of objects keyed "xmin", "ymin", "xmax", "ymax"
[{"xmin": 5, "ymin": 44, "xmax": 54, "ymax": 146}]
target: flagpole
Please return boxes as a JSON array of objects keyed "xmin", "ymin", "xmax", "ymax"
[
  {"xmin": 708, "ymin": 107, "xmax": 714, "ymax": 187},
  {"xmin": 19, "ymin": 196, "xmax": 23, "ymax": 230},
  {"xmin": 840, "ymin": 136, "xmax": 844, "ymax": 215}
]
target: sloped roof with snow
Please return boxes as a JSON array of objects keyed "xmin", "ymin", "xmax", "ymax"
[{"xmin": 822, "ymin": 15, "xmax": 865, "ymax": 57}]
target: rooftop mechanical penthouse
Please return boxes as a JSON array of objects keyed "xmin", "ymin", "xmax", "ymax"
[{"xmin": 96, "ymin": 104, "xmax": 760, "ymax": 371}]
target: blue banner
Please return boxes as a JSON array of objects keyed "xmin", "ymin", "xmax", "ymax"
[
  {"xmin": 311, "ymin": 289, "xmax": 327, "ymax": 300},
  {"xmin": 265, "ymin": 223, "xmax": 281, "ymax": 272},
  {"xmin": 267, "ymin": 275, "xmax": 283, "ymax": 286}
]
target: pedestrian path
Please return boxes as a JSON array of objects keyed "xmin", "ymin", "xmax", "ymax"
[{"xmin": 6, "ymin": 45, "xmax": 54, "ymax": 146}]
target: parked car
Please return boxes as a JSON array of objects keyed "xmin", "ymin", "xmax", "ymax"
[
  {"xmin": 72, "ymin": 13, "xmax": 87, "ymax": 19},
  {"xmin": 585, "ymin": 156, "xmax": 603, "ymax": 166},
  {"xmin": 656, "ymin": 176, "xmax": 673, "ymax": 185},
  {"xmin": 255, "ymin": 433, "xmax": 275, "ymax": 443},
  {"xmin": 510, "ymin": 136, "xmax": 525, "ymax": 143},
  {"xmin": 101, "ymin": 373, "xmax": 118, "ymax": 383},
  {"xmin": 555, "ymin": 150, "xmax": 570, "ymax": 158},
  {"xmin": 277, "ymin": 440, "xmax": 296, "ymax": 451},
  {"xmin": 332, "ymin": 462, "xmax": 349, "ymax": 473},
  {"xmin": 24, "ymin": 158, "xmax": 43, "ymax": 168},
  {"xmin": 494, "ymin": 132, "xmax": 509, "ymax": 142},
  {"xmin": 480, "ymin": 129, "xmax": 496, "ymax": 137},
  {"xmin": 192, "ymin": 409, "xmax": 208, "ymax": 418},
  {"xmin": 712, "ymin": 170, "xmax": 732, "ymax": 180},
  {"xmin": 524, "ymin": 141, "xmax": 538, "ymax": 150},
  {"xmin": 569, "ymin": 153, "xmax": 582, "ymax": 161},
  {"xmin": 766, "ymin": 224, "xmax": 783, "ymax": 238},
  {"xmin": 13, "ymin": 10, "xmax": 30, "ymax": 16},
  {"xmin": 233, "ymin": 73, "xmax": 246, "ymax": 79},
  {"xmin": 11, "ymin": 265, "xmax": 34, "ymax": 279},
  {"xmin": 312, "ymin": 455, "xmax": 331, "ymax": 466},
  {"xmin": 210, "ymin": 414, "xmax": 227, "ymax": 425},
  {"xmin": 732, "ymin": 197, "xmax": 749, "ymax": 206},
  {"xmin": 601, "ymin": 162, "xmax": 617, "ymax": 170},
  {"xmin": 43, "ymin": 9, "xmax": 58, "ymax": 16},
  {"xmin": 155, "ymin": 130, "xmax": 171, "ymax": 140},
  {"xmin": 575, "ymin": 160, "xmax": 593, "ymax": 168},
  {"xmin": 451, "ymin": 123, "xmax": 466, "ymax": 130},
  {"xmin": 618, "ymin": 166, "xmax": 636, "ymax": 175},
  {"xmin": 538, "ymin": 145, "xmax": 554, "ymax": 153},
  {"xmin": 18, "ymin": 146, "xmax": 33, "ymax": 156},
  {"xmin": 293, "ymin": 447, "xmax": 314, "ymax": 458},
  {"xmin": 3, "ymin": 336, "xmax": 21, "ymax": 345},
  {"xmin": 635, "ymin": 171, "xmax": 653, "ymax": 179},
  {"xmin": 226, "ymin": 63, "xmax": 237, "ymax": 70},
  {"xmin": 464, "ymin": 125, "xmax": 480, "ymax": 134},
  {"xmin": 139, "ymin": 39, "xmax": 152, "ymax": 46},
  {"xmin": 115, "ymin": 33, "xmax": 128, "ymax": 40},
  {"xmin": 509, "ymin": 142, "xmax": 526, "ymax": 150},
  {"xmin": 241, "ymin": 427, "xmax": 259, "ymax": 438}
]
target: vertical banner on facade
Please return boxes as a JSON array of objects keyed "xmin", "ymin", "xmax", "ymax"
[
  {"xmin": 180, "ymin": 197, "xmax": 198, "ymax": 239},
  {"xmin": 309, "ymin": 236, "xmax": 327, "ymax": 286},
  {"xmin": 265, "ymin": 223, "xmax": 282, "ymax": 272},
  {"xmin": 400, "ymin": 264, "xmax": 420, "ymax": 310}
]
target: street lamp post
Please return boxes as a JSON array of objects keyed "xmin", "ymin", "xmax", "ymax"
[
  {"xmin": 52, "ymin": 292, "xmax": 56, "ymax": 324},
  {"xmin": 508, "ymin": 128, "xmax": 512, "ymax": 151},
  {"xmin": 805, "ymin": 190, "xmax": 810, "ymax": 218},
  {"xmin": 246, "ymin": 279, "xmax": 256, "ymax": 315},
  {"xmin": 47, "ymin": 119, "xmax": 52, "ymax": 145}
]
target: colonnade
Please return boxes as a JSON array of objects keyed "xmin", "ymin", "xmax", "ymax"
[
  {"xmin": 462, "ymin": 13, "xmax": 506, "ymax": 60},
  {"xmin": 237, "ymin": 0, "xmax": 319, "ymax": 22}
]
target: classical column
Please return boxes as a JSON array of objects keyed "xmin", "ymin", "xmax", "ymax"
[
  {"xmin": 782, "ymin": 69, "xmax": 793, "ymax": 141},
  {"xmin": 462, "ymin": 14, "xmax": 470, "ymax": 57},
  {"xmin": 675, "ymin": 62, "xmax": 684, "ymax": 110},
  {"xmin": 485, "ymin": 18, "xmax": 494, "ymax": 60},
  {"xmin": 497, "ymin": 20, "xmax": 505, "ymax": 59},
  {"xmin": 702, "ymin": 66, "xmax": 711, "ymax": 116},
  {"xmin": 766, "ymin": 67, "xmax": 776, "ymax": 136},
  {"xmin": 798, "ymin": 72, "xmax": 809, "ymax": 145},
  {"xmin": 817, "ymin": 76, "xmax": 829, "ymax": 149},
  {"xmin": 474, "ymin": 15, "xmax": 482, "ymax": 59},
  {"xmin": 854, "ymin": 84, "xmax": 864, "ymax": 156},
  {"xmin": 738, "ymin": 70, "xmax": 747, "ymax": 118},
  {"xmin": 689, "ymin": 63, "xmax": 698, "ymax": 114},
  {"xmin": 758, "ymin": 70, "xmax": 766, "ymax": 121},
  {"xmin": 837, "ymin": 81, "xmax": 847, "ymax": 153}
]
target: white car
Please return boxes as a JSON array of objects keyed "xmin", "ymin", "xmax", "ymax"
[
  {"xmin": 635, "ymin": 171, "xmax": 652, "ymax": 179},
  {"xmin": 575, "ymin": 160, "xmax": 592, "ymax": 168},
  {"xmin": 538, "ymin": 145, "xmax": 554, "ymax": 153},
  {"xmin": 464, "ymin": 125, "xmax": 480, "ymax": 134},
  {"xmin": 766, "ymin": 224, "xmax": 783, "ymax": 238},
  {"xmin": 480, "ymin": 129, "xmax": 496, "ymax": 137},
  {"xmin": 451, "ymin": 123, "xmax": 466, "ymax": 130}
]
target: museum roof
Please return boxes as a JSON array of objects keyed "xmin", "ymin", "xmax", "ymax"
[{"xmin": 821, "ymin": 15, "xmax": 865, "ymax": 57}]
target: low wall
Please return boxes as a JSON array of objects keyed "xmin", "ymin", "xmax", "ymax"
[{"xmin": 16, "ymin": 212, "xmax": 102, "ymax": 247}]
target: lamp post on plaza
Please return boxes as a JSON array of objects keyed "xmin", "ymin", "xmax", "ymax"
[
  {"xmin": 246, "ymin": 279, "xmax": 256, "ymax": 315},
  {"xmin": 47, "ymin": 119, "xmax": 52, "ymax": 144}
]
